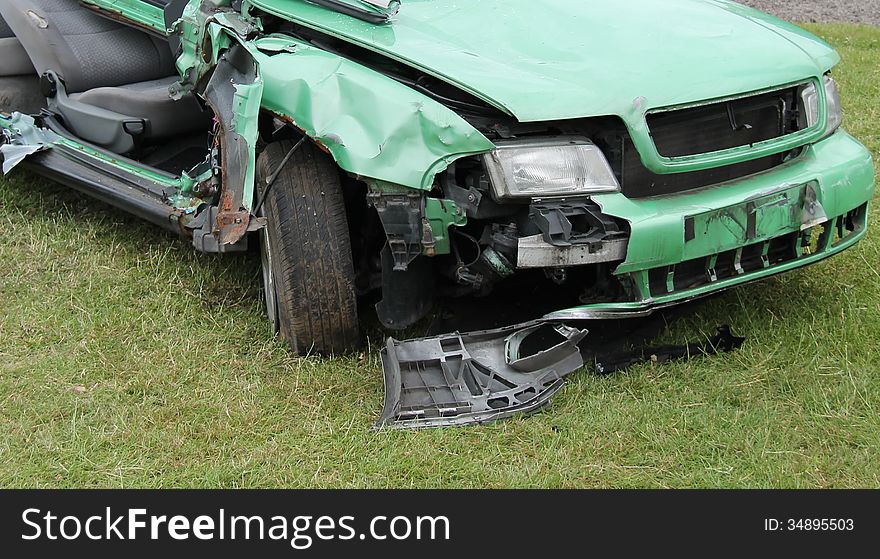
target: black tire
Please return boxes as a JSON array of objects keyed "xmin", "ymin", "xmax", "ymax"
[{"xmin": 257, "ymin": 139, "xmax": 360, "ymax": 355}]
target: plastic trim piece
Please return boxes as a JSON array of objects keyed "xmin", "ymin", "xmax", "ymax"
[{"xmin": 376, "ymin": 321, "xmax": 588, "ymax": 429}]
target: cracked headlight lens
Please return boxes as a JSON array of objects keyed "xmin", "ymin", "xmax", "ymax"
[
  {"xmin": 484, "ymin": 137, "xmax": 620, "ymax": 201},
  {"xmin": 801, "ymin": 75, "xmax": 842, "ymax": 139}
]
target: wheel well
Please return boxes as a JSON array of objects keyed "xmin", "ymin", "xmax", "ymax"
[{"xmin": 256, "ymin": 111, "xmax": 384, "ymax": 295}]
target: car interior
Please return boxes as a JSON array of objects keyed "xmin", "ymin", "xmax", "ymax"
[{"xmin": 0, "ymin": 0, "xmax": 214, "ymax": 174}]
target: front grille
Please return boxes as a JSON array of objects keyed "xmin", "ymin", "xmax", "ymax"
[
  {"xmin": 604, "ymin": 86, "xmax": 804, "ymax": 199},
  {"xmin": 642, "ymin": 204, "xmax": 867, "ymax": 298},
  {"xmin": 619, "ymin": 137, "xmax": 791, "ymax": 198},
  {"xmin": 647, "ymin": 86, "xmax": 802, "ymax": 157}
]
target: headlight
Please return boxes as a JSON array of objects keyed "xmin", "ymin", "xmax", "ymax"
[
  {"xmin": 483, "ymin": 137, "xmax": 619, "ymax": 201},
  {"xmin": 801, "ymin": 75, "xmax": 842, "ymax": 139}
]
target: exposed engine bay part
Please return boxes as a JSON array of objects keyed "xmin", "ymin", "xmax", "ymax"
[
  {"xmin": 517, "ymin": 235, "xmax": 628, "ymax": 269},
  {"xmin": 367, "ymin": 185, "xmax": 467, "ymax": 273},
  {"xmin": 443, "ymin": 179, "xmax": 512, "ymax": 220},
  {"xmin": 375, "ymin": 321, "xmax": 588, "ymax": 429},
  {"xmin": 530, "ymin": 198, "xmax": 628, "ymax": 248},
  {"xmin": 369, "ymin": 188, "xmax": 427, "ymax": 271},
  {"xmin": 592, "ymin": 325, "xmax": 746, "ymax": 374},
  {"xmin": 376, "ymin": 246, "xmax": 435, "ymax": 330}
]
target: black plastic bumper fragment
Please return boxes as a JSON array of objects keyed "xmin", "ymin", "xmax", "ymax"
[
  {"xmin": 592, "ymin": 325, "xmax": 746, "ymax": 374},
  {"xmin": 529, "ymin": 198, "xmax": 627, "ymax": 247},
  {"xmin": 375, "ymin": 321, "xmax": 588, "ymax": 429}
]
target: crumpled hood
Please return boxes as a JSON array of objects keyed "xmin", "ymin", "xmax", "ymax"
[{"xmin": 251, "ymin": 0, "xmax": 839, "ymax": 122}]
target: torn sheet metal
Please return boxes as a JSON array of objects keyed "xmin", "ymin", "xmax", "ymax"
[
  {"xmin": 202, "ymin": 43, "xmax": 264, "ymax": 245},
  {"xmin": 0, "ymin": 113, "xmax": 60, "ymax": 174},
  {"xmin": 375, "ymin": 322, "xmax": 588, "ymax": 429},
  {"xmin": 173, "ymin": 7, "xmax": 492, "ymax": 202},
  {"xmin": 1, "ymin": 144, "xmax": 42, "ymax": 175}
]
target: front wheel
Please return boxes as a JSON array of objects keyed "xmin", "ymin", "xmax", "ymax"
[{"xmin": 257, "ymin": 139, "xmax": 360, "ymax": 355}]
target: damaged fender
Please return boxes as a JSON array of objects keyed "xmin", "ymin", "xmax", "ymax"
[
  {"xmin": 175, "ymin": 5, "xmax": 493, "ymax": 247},
  {"xmin": 246, "ymin": 34, "xmax": 496, "ymax": 190}
]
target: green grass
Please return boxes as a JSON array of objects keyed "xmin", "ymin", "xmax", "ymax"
[{"xmin": 2, "ymin": 23, "xmax": 879, "ymax": 488}]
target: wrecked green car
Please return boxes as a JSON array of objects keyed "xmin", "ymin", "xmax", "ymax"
[{"xmin": 0, "ymin": 1, "xmax": 874, "ymax": 426}]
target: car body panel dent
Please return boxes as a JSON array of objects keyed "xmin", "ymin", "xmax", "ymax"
[
  {"xmin": 250, "ymin": 35, "xmax": 495, "ymax": 190},
  {"xmin": 244, "ymin": 0, "xmax": 839, "ymax": 175},
  {"xmin": 244, "ymin": 0, "xmax": 838, "ymax": 122},
  {"xmin": 175, "ymin": 4, "xmax": 494, "ymax": 192}
]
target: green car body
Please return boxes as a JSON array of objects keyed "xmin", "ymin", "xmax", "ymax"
[{"xmin": 1, "ymin": 0, "xmax": 874, "ymax": 329}]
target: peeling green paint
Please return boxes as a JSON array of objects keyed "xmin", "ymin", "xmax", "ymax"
[{"xmin": 230, "ymin": 78, "xmax": 263, "ymax": 211}]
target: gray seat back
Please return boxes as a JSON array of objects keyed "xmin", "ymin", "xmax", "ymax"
[
  {"xmin": 0, "ymin": 15, "xmax": 16, "ymax": 38},
  {"xmin": 0, "ymin": 14, "xmax": 36, "ymax": 76},
  {"xmin": 0, "ymin": 14, "xmax": 15, "ymax": 38},
  {"xmin": 0, "ymin": 0, "xmax": 175, "ymax": 93}
]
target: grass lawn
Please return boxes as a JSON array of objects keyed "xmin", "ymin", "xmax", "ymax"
[{"xmin": 1, "ymin": 23, "xmax": 879, "ymax": 489}]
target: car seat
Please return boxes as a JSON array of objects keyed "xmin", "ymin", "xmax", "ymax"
[{"xmin": 0, "ymin": 0, "xmax": 209, "ymax": 153}]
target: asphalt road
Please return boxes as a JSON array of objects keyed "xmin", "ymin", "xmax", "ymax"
[{"xmin": 741, "ymin": 0, "xmax": 880, "ymax": 25}]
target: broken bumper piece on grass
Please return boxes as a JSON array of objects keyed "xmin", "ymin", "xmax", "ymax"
[
  {"xmin": 375, "ymin": 322, "xmax": 588, "ymax": 430},
  {"xmin": 376, "ymin": 320, "xmax": 747, "ymax": 429}
]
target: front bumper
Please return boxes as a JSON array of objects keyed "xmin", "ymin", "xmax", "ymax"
[{"xmin": 547, "ymin": 130, "xmax": 875, "ymax": 319}]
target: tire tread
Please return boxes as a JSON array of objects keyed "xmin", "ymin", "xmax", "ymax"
[{"xmin": 257, "ymin": 140, "xmax": 359, "ymax": 355}]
